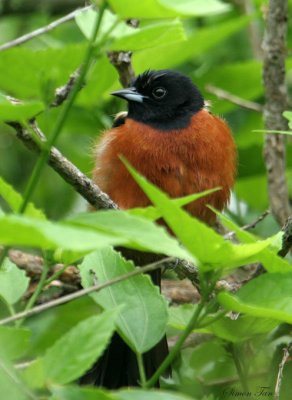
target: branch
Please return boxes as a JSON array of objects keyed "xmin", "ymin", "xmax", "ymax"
[
  {"xmin": 108, "ymin": 51, "xmax": 136, "ymax": 88},
  {"xmin": 0, "ymin": 257, "xmax": 172, "ymax": 326},
  {"xmin": 107, "ymin": 19, "xmax": 138, "ymax": 88},
  {"xmin": 241, "ymin": 209, "xmax": 271, "ymax": 231},
  {"xmin": 274, "ymin": 345, "xmax": 291, "ymax": 400},
  {"xmin": 262, "ymin": 0, "xmax": 291, "ymax": 225},
  {"xmin": 8, "ymin": 121, "xmax": 118, "ymax": 210},
  {"xmin": 0, "ymin": 6, "xmax": 91, "ymax": 52},
  {"xmin": 205, "ymin": 84, "xmax": 264, "ymax": 112}
]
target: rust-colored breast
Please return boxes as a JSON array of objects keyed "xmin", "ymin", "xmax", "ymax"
[{"xmin": 93, "ymin": 109, "xmax": 236, "ymax": 224}]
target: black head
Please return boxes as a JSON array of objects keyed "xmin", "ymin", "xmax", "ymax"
[{"xmin": 111, "ymin": 69, "xmax": 204, "ymax": 131}]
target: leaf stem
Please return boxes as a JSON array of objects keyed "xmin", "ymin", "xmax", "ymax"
[
  {"xmin": 145, "ymin": 301, "xmax": 205, "ymax": 388},
  {"xmin": 136, "ymin": 352, "xmax": 146, "ymax": 388},
  {"xmin": 44, "ymin": 263, "xmax": 69, "ymax": 286},
  {"xmin": 229, "ymin": 343, "xmax": 250, "ymax": 393},
  {"xmin": 18, "ymin": 1, "xmax": 107, "ymax": 214},
  {"xmin": 16, "ymin": 255, "xmax": 50, "ymax": 327}
]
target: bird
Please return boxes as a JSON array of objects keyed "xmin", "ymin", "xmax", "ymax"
[{"xmin": 81, "ymin": 69, "xmax": 236, "ymax": 388}]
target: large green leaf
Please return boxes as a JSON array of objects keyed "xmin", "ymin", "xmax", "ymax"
[
  {"xmin": 79, "ymin": 248, "xmax": 168, "ymax": 353},
  {"xmin": 168, "ymin": 304, "xmax": 277, "ymax": 342},
  {"xmin": 0, "ymin": 95, "xmax": 43, "ymax": 122},
  {"xmin": 124, "ymin": 160, "xmax": 272, "ymax": 271},
  {"xmin": 76, "ymin": 9, "xmax": 185, "ymax": 51},
  {"xmin": 218, "ymin": 272, "xmax": 292, "ymax": 323},
  {"xmin": 0, "ymin": 45, "xmax": 86, "ymax": 99},
  {"xmin": 128, "ymin": 188, "xmax": 220, "ymax": 221},
  {"xmin": 0, "ymin": 326, "xmax": 31, "ymax": 360},
  {"xmin": 43, "ymin": 309, "xmax": 118, "ymax": 384},
  {"xmin": 0, "ymin": 176, "xmax": 45, "ymax": 219},
  {"xmin": 110, "ymin": 19, "xmax": 185, "ymax": 51},
  {"xmin": 25, "ymin": 297, "xmax": 100, "ymax": 357},
  {"xmin": 0, "ymin": 214, "xmax": 127, "ymax": 262},
  {"xmin": 108, "ymin": 0, "xmax": 177, "ymax": 19},
  {"xmin": 211, "ymin": 208, "xmax": 292, "ymax": 273},
  {"xmin": 51, "ymin": 385, "xmax": 114, "ymax": 400},
  {"xmin": 0, "ymin": 356, "xmax": 31, "ymax": 400},
  {"xmin": 159, "ymin": 0, "xmax": 231, "ymax": 16},
  {"xmin": 0, "ymin": 259, "xmax": 29, "ymax": 305},
  {"xmin": 133, "ymin": 16, "xmax": 250, "ymax": 71},
  {"xmin": 115, "ymin": 389, "xmax": 197, "ymax": 400},
  {"xmin": 68, "ymin": 210, "xmax": 191, "ymax": 261},
  {"xmin": 108, "ymin": 0, "xmax": 230, "ymax": 18},
  {"xmin": 51, "ymin": 386, "xmax": 196, "ymax": 400}
]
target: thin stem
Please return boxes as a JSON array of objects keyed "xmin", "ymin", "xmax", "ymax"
[
  {"xmin": 16, "ymin": 256, "xmax": 50, "ymax": 327},
  {"xmin": 136, "ymin": 353, "xmax": 147, "ymax": 388},
  {"xmin": 229, "ymin": 344, "xmax": 250, "ymax": 393},
  {"xmin": 198, "ymin": 310, "xmax": 227, "ymax": 328},
  {"xmin": 19, "ymin": 1, "xmax": 107, "ymax": 214},
  {"xmin": 44, "ymin": 263, "xmax": 69, "ymax": 286},
  {"xmin": 145, "ymin": 301, "xmax": 205, "ymax": 388},
  {"xmin": 0, "ymin": 248, "xmax": 9, "ymax": 268}
]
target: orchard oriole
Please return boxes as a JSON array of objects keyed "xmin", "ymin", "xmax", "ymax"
[{"xmin": 80, "ymin": 69, "xmax": 236, "ymax": 388}]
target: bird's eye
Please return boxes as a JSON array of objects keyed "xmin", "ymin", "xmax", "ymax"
[{"xmin": 152, "ymin": 87, "xmax": 167, "ymax": 100}]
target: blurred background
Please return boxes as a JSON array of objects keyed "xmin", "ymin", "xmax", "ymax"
[{"xmin": 0, "ymin": 0, "xmax": 291, "ymax": 236}]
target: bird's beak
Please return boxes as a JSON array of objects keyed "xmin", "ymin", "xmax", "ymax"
[{"xmin": 111, "ymin": 87, "xmax": 145, "ymax": 103}]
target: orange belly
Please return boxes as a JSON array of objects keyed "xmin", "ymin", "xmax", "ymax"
[{"xmin": 93, "ymin": 109, "xmax": 236, "ymax": 225}]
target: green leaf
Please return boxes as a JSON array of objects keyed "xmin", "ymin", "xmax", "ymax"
[
  {"xmin": 110, "ymin": 19, "xmax": 186, "ymax": 51},
  {"xmin": 51, "ymin": 385, "xmax": 114, "ymax": 400},
  {"xmin": 133, "ymin": 16, "xmax": 250, "ymax": 71},
  {"xmin": 79, "ymin": 248, "xmax": 168, "ymax": 353},
  {"xmin": 75, "ymin": 9, "xmax": 133, "ymax": 43},
  {"xmin": 0, "ymin": 214, "xmax": 127, "ymax": 262},
  {"xmin": 218, "ymin": 272, "xmax": 292, "ymax": 323},
  {"xmin": 123, "ymin": 158, "xmax": 272, "ymax": 271},
  {"xmin": 206, "ymin": 315, "xmax": 278, "ymax": 342},
  {"xmin": 43, "ymin": 309, "xmax": 118, "ymax": 384},
  {"xmin": 0, "ymin": 45, "xmax": 86, "ymax": 99},
  {"xmin": 0, "ymin": 258, "xmax": 29, "ymax": 305},
  {"xmin": 25, "ymin": 297, "xmax": 100, "ymax": 357},
  {"xmin": 22, "ymin": 358, "xmax": 45, "ymax": 389},
  {"xmin": 68, "ymin": 210, "xmax": 191, "ymax": 261},
  {"xmin": 108, "ymin": 0, "xmax": 178, "ymax": 19},
  {"xmin": 168, "ymin": 304, "xmax": 199, "ymax": 331},
  {"xmin": 212, "ymin": 209, "xmax": 292, "ymax": 273},
  {"xmin": 76, "ymin": 9, "xmax": 185, "ymax": 51},
  {"xmin": 115, "ymin": 389, "xmax": 196, "ymax": 400},
  {"xmin": 129, "ymin": 188, "xmax": 221, "ymax": 221},
  {"xmin": 159, "ymin": 0, "xmax": 231, "ymax": 16},
  {"xmin": 0, "ymin": 326, "xmax": 31, "ymax": 360},
  {"xmin": 0, "ymin": 356, "xmax": 32, "ymax": 400},
  {"xmin": 283, "ymin": 111, "xmax": 292, "ymax": 129},
  {"xmin": 0, "ymin": 95, "xmax": 44, "ymax": 122},
  {"xmin": 0, "ymin": 176, "xmax": 46, "ymax": 219}
]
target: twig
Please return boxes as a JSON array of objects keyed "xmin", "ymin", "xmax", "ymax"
[
  {"xmin": 108, "ymin": 51, "xmax": 136, "ymax": 88},
  {"xmin": 0, "ymin": 6, "xmax": 91, "ymax": 52},
  {"xmin": 274, "ymin": 345, "xmax": 291, "ymax": 400},
  {"xmin": 241, "ymin": 209, "xmax": 270, "ymax": 231},
  {"xmin": 107, "ymin": 19, "xmax": 138, "ymax": 88},
  {"xmin": 51, "ymin": 68, "xmax": 81, "ymax": 107},
  {"xmin": 262, "ymin": 0, "xmax": 291, "ymax": 226},
  {"xmin": 205, "ymin": 84, "xmax": 264, "ymax": 112},
  {"xmin": 9, "ymin": 121, "xmax": 118, "ymax": 210},
  {"xmin": 0, "ymin": 257, "xmax": 172, "ymax": 326}
]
